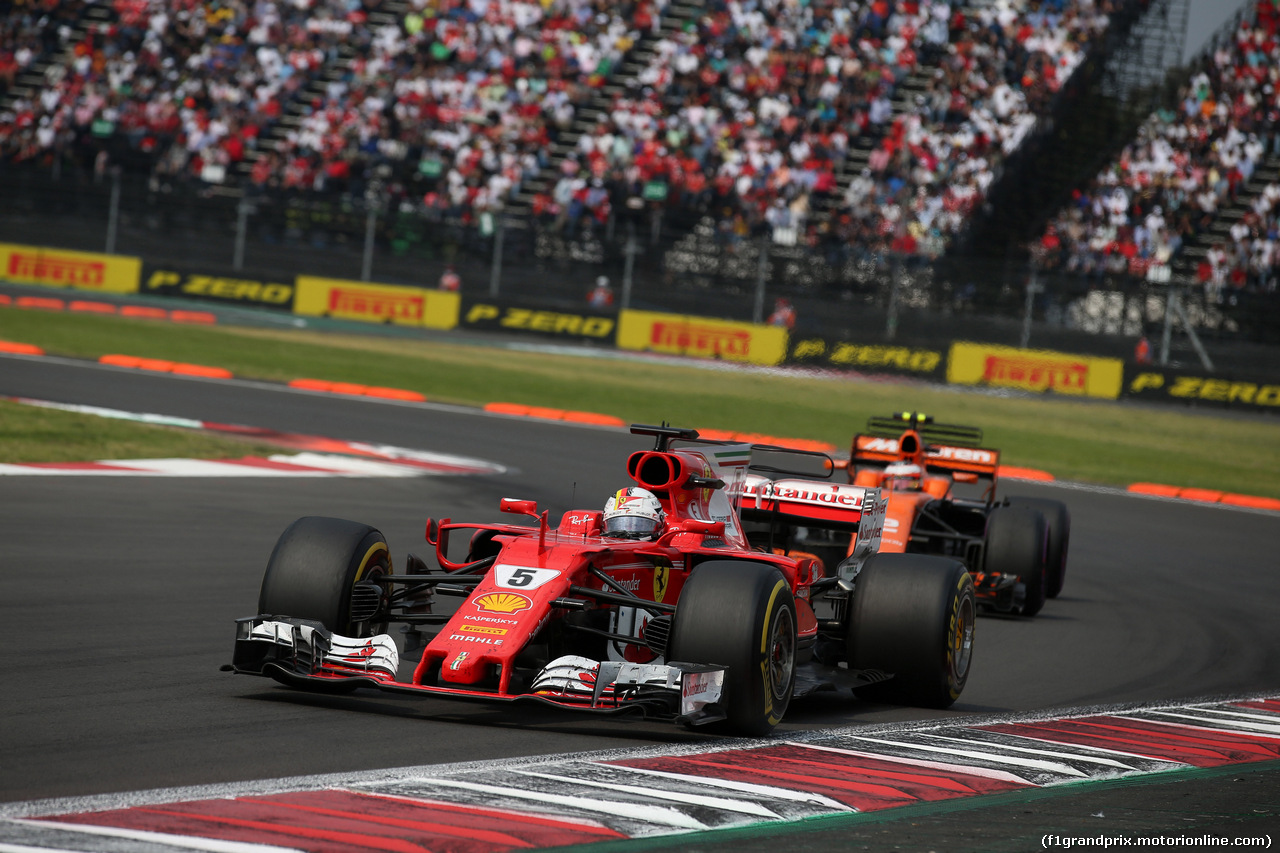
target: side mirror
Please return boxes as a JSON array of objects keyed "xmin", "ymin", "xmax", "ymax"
[
  {"xmin": 675, "ymin": 518, "xmax": 726, "ymax": 536},
  {"xmin": 500, "ymin": 498, "xmax": 540, "ymax": 518}
]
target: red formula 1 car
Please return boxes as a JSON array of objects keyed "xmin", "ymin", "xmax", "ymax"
[
  {"xmin": 228, "ymin": 424, "xmax": 977, "ymax": 735},
  {"xmin": 846, "ymin": 413, "xmax": 1070, "ymax": 617}
]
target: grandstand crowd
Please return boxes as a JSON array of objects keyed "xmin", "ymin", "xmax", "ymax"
[
  {"xmin": 2, "ymin": 0, "xmax": 1278, "ymax": 306},
  {"xmin": 4, "ymin": 1, "xmax": 1123, "ymax": 248},
  {"xmin": 1034, "ymin": 0, "xmax": 1280, "ymax": 301}
]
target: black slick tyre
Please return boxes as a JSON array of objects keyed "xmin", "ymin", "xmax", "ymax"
[
  {"xmin": 1007, "ymin": 497, "xmax": 1070, "ymax": 598},
  {"xmin": 984, "ymin": 506, "xmax": 1048, "ymax": 616},
  {"xmin": 667, "ymin": 560, "xmax": 796, "ymax": 736},
  {"xmin": 846, "ymin": 554, "xmax": 975, "ymax": 709},
  {"xmin": 258, "ymin": 516, "xmax": 392, "ymax": 637}
]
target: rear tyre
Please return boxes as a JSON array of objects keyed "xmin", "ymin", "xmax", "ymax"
[
  {"xmin": 984, "ymin": 506, "xmax": 1047, "ymax": 616},
  {"xmin": 1007, "ymin": 497, "xmax": 1070, "ymax": 598},
  {"xmin": 667, "ymin": 560, "xmax": 796, "ymax": 736},
  {"xmin": 846, "ymin": 554, "xmax": 975, "ymax": 708},
  {"xmin": 258, "ymin": 516, "xmax": 392, "ymax": 637}
]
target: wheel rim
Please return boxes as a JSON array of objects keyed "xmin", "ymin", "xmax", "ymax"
[
  {"xmin": 951, "ymin": 593, "xmax": 975, "ymax": 682},
  {"xmin": 767, "ymin": 605, "xmax": 796, "ymax": 702}
]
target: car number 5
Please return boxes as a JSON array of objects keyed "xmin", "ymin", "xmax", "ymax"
[{"xmin": 494, "ymin": 565, "xmax": 560, "ymax": 590}]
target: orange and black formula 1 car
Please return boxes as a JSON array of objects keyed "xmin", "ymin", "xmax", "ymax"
[
  {"xmin": 228, "ymin": 424, "xmax": 976, "ymax": 736},
  {"xmin": 845, "ymin": 413, "xmax": 1070, "ymax": 617}
]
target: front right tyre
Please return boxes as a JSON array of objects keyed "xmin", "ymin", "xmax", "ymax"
[{"xmin": 846, "ymin": 553, "xmax": 975, "ymax": 708}]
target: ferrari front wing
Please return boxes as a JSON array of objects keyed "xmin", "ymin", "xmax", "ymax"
[{"xmin": 227, "ymin": 616, "xmax": 728, "ymax": 726}]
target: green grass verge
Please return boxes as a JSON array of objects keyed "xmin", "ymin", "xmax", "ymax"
[
  {"xmin": 2, "ymin": 305, "xmax": 1279, "ymax": 498},
  {"xmin": 0, "ymin": 398, "xmax": 285, "ymax": 464}
]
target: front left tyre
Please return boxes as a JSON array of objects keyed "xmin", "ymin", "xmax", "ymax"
[
  {"xmin": 1006, "ymin": 497, "xmax": 1070, "ymax": 598},
  {"xmin": 258, "ymin": 516, "xmax": 392, "ymax": 637},
  {"xmin": 667, "ymin": 560, "xmax": 797, "ymax": 736},
  {"xmin": 984, "ymin": 506, "xmax": 1048, "ymax": 616}
]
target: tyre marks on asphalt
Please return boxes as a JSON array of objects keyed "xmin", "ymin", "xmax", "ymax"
[{"xmin": 5, "ymin": 696, "xmax": 1279, "ymax": 852}]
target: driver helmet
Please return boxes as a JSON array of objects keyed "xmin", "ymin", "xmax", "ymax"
[
  {"xmin": 883, "ymin": 461, "xmax": 924, "ymax": 491},
  {"xmin": 602, "ymin": 486, "xmax": 665, "ymax": 539}
]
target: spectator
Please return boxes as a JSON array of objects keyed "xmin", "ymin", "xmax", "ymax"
[
  {"xmin": 768, "ymin": 297, "xmax": 796, "ymax": 330},
  {"xmin": 1134, "ymin": 334, "xmax": 1152, "ymax": 365},
  {"xmin": 438, "ymin": 264, "xmax": 460, "ymax": 293},
  {"xmin": 1035, "ymin": 1, "xmax": 1280, "ymax": 299},
  {"xmin": 588, "ymin": 275, "xmax": 614, "ymax": 308}
]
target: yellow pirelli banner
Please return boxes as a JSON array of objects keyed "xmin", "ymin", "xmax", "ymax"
[
  {"xmin": 0, "ymin": 243, "xmax": 141, "ymax": 294},
  {"xmin": 617, "ymin": 309, "xmax": 788, "ymax": 366},
  {"xmin": 946, "ymin": 341, "xmax": 1123, "ymax": 400},
  {"xmin": 294, "ymin": 276, "xmax": 459, "ymax": 330}
]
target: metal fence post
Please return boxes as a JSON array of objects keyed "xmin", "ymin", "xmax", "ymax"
[
  {"xmin": 1021, "ymin": 268, "xmax": 1042, "ymax": 348},
  {"xmin": 886, "ymin": 253, "xmax": 900, "ymax": 339},
  {"xmin": 622, "ymin": 223, "xmax": 636, "ymax": 310},
  {"xmin": 105, "ymin": 168, "xmax": 121, "ymax": 254},
  {"xmin": 1159, "ymin": 285, "xmax": 1175, "ymax": 365},
  {"xmin": 489, "ymin": 217, "xmax": 505, "ymax": 298},
  {"xmin": 233, "ymin": 196, "xmax": 250, "ymax": 270},
  {"xmin": 361, "ymin": 202, "xmax": 377, "ymax": 282},
  {"xmin": 753, "ymin": 237, "xmax": 770, "ymax": 324}
]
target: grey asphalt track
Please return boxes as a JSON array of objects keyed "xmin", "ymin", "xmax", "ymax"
[{"xmin": 2, "ymin": 354, "xmax": 1280, "ymax": 850}]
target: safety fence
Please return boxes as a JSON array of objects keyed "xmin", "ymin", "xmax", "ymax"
[
  {"xmin": 3, "ymin": 237, "xmax": 1279, "ymax": 416},
  {"xmin": 4, "ymin": 166, "xmax": 1280, "ymax": 366}
]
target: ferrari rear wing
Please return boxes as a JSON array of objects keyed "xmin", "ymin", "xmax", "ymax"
[
  {"xmin": 739, "ymin": 476, "xmax": 886, "ymax": 577},
  {"xmin": 739, "ymin": 477, "xmax": 872, "ymax": 530}
]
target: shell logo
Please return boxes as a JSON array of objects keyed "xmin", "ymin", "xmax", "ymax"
[{"xmin": 474, "ymin": 592, "xmax": 533, "ymax": 614}]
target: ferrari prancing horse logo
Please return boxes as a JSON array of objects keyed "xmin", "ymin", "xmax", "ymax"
[{"xmin": 653, "ymin": 565, "xmax": 669, "ymax": 603}]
